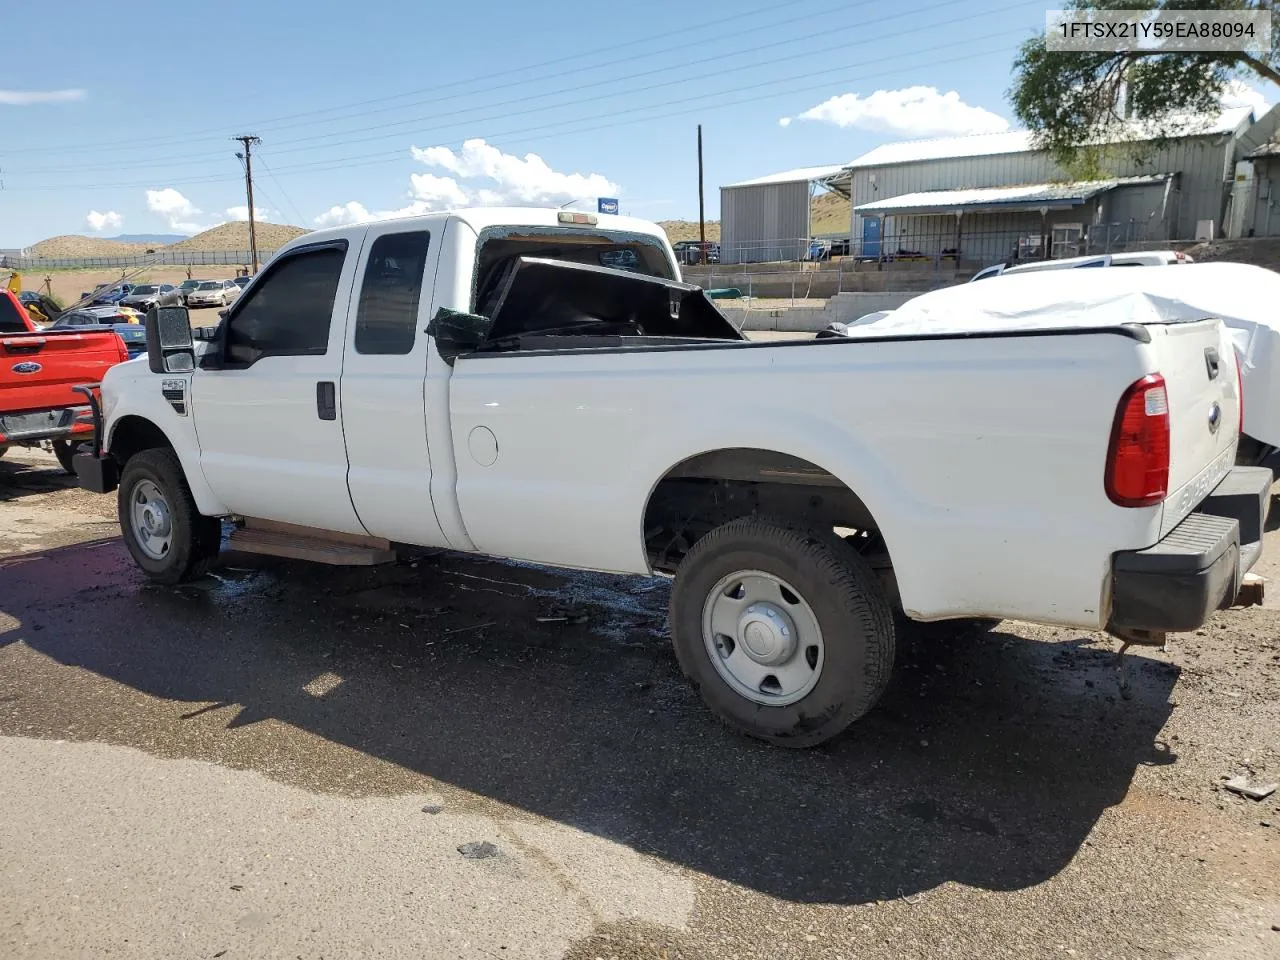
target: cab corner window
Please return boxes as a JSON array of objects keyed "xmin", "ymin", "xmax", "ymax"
[
  {"xmin": 354, "ymin": 231, "xmax": 431, "ymax": 355},
  {"xmin": 225, "ymin": 245, "xmax": 346, "ymax": 366}
]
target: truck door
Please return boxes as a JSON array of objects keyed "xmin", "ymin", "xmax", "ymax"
[
  {"xmin": 189, "ymin": 238, "xmax": 368, "ymax": 534},
  {"xmin": 339, "ymin": 224, "xmax": 449, "ymax": 547}
]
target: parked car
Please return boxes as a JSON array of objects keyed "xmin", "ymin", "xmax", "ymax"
[
  {"xmin": 82, "ymin": 282, "xmax": 135, "ymax": 306},
  {"xmin": 175, "ymin": 279, "xmax": 202, "ymax": 306},
  {"xmin": 672, "ymin": 240, "xmax": 719, "ymax": 265},
  {"xmin": 186, "ymin": 279, "xmax": 241, "ymax": 308},
  {"xmin": 0, "ymin": 289, "xmax": 132, "ymax": 472},
  {"xmin": 52, "ymin": 312, "xmax": 147, "ymax": 358},
  {"xmin": 120, "ymin": 283, "xmax": 179, "ymax": 314},
  {"xmin": 73, "ymin": 207, "xmax": 1264, "ymax": 749},
  {"xmin": 232, "ymin": 275, "xmax": 253, "ymax": 289},
  {"xmin": 970, "ymin": 249, "xmax": 1194, "ymax": 281}
]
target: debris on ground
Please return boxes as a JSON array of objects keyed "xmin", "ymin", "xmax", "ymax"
[
  {"xmin": 1222, "ymin": 776, "xmax": 1279, "ymax": 801},
  {"xmin": 457, "ymin": 841, "xmax": 499, "ymax": 860},
  {"xmin": 421, "ymin": 803, "xmax": 444, "ymax": 815}
]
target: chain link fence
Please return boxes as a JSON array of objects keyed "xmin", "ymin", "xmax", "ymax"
[{"xmin": 1, "ymin": 249, "xmax": 280, "ymax": 270}]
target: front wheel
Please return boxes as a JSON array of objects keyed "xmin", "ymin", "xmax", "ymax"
[
  {"xmin": 670, "ymin": 516, "xmax": 896, "ymax": 748},
  {"xmin": 117, "ymin": 448, "xmax": 221, "ymax": 584}
]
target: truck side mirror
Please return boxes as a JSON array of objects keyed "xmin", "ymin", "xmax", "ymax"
[{"xmin": 146, "ymin": 305, "xmax": 195, "ymax": 374}]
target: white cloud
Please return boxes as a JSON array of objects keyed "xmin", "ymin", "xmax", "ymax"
[
  {"xmin": 85, "ymin": 210, "xmax": 122, "ymax": 233},
  {"xmin": 316, "ymin": 139, "xmax": 621, "ymax": 227},
  {"xmin": 410, "ymin": 138, "xmax": 619, "ymax": 206},
  {"xmin": 791, "ymin": 86, "xmax": 1010, "ymax": 137},
  {"xmin": 226, "ymin": 204, "xmax": 269, "ymax": 221},
  {"xmin": 0, "ymin": 89, "xmax": 85, "ymax": 106},
  {"xmin": 408, "ymin": 173, "xmax": 470, "ymax": 209},
  {"xmin": 1219, "ymin": 79, "xmax": 1271, "ymax": 114},
  {"xmin": 314, "ymin": 201, "xmax": 373, "ymax": 227},
  {"xmin": 145, "ymin": 187, "xmax": 214, "ymax": 234},
  {"xmin": 778, "ymin": 117, "xmax": 792, "ymax": 128}
]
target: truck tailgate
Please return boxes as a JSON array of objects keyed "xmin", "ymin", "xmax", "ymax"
[
  {"xmin": 1151, "ymin": 319, "xmax": 1243, "ymax": 536},
  {"xmin": 0, "ymin": 330, "xmax": 126, "ymax": 414}
]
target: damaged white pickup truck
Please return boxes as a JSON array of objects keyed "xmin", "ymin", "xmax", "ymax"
[{"xmin": 74, "ymin": 207, "xmax": 1270, "ymax": 747}]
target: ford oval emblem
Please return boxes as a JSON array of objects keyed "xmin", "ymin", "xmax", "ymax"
[
  {"xmin": 11, "ymin": 361, "xmax": 42, "ymax": 375},
  {"xmin": 1208, "ymin": 402, "xmax": 1222, "ymax": 433}
]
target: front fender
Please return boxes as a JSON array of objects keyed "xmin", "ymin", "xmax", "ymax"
[{"xmin": 101, "ymin": 364, "xmax": 228, "ymax": 517}]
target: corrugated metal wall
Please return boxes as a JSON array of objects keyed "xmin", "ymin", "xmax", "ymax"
[
  {"xmin": 851, "ymin": 134, "xmax": 1236, "ymax": 250},
  {"xmin": 720, "ymin": 181, "xmax": 810, "ymax": 264},
  {"xmin": 1252, "ymin": 160, "xmax": 1279, "ymax": 237}
]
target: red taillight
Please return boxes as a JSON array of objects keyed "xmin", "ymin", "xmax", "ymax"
[
  {"xmin": 1234, "ymin": 348, "xmax": 1244, "ymax": 436},
  {"xmin": 114, "ymin": 332, "xmax": 129, "ymax": 363},
  {"xmin": 1106, "ymin": 374, "xmax": 1170, "ymax": 507}
]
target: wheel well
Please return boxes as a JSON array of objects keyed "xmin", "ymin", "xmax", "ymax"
[
  {"xmin": 643, "ymin": 447, "xmax": 894, "ymax": 588},
  {"xmin": 109, "ymin": 416, "xmax": 173, "ymax": 467}
]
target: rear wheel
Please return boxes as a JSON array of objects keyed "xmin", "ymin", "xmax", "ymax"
[
  {"xmin": 117, "ymin": 448, "xmax": 221, "ymax": 584},
  {"xmin": 670, "ymin": 516, "xmax": 895, "ymax": 748}
]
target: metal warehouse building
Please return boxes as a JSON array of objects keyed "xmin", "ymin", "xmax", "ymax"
[
  {"xmin": 720, "ymin": 104, "xmax": 1280, "ymax": 266},
  {"xmin": 718, "ymin": 165, "xmax": 850, "ymax": 264}
]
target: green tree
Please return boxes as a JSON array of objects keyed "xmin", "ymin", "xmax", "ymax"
[{"xmin": 1010, "ymin": 0, "xmax": 1278, "ymax": 172}]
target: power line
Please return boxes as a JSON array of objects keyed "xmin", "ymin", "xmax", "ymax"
[
  {"xmin": 5, "ymin": 0, "xmax": 1038, "ymax": 179},
  {"xmin": 5, "ymin": 0, "xmax": 951, "ymax": 174},
  {"xmin": 0, "ymin": 0, "xmax": 792, "ymax": 159},
  {"xmin": 254, "ymin": 151, "xmax": 309, "ymax": 226},
  {"xmin": 7, "ymin": 38, "xmax": 1018, "ymax": 194}
]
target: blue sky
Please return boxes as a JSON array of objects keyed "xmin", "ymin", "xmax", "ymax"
[{"xmin": 1, "ymin": 0, "xmax": 1274, "ymax": 246}]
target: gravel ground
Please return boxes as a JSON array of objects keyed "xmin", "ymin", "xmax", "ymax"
[{"xmin": 2, "ymin": 446, "xmax": 1279, "ymax": 959}]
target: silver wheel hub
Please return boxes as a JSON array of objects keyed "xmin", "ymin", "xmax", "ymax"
[
  {"xmin": 739, "ymin": 603, "xmax": 796, "ymax": 665},
  {"xmin": 702, "ymin": 570, "xmax": 825, "ymax": 707},
  {"xmin": 130, "ymin": 479, "xmax": 173, "ymax": 561}
]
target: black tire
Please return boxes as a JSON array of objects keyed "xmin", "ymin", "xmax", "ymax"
[
  {"xmin": 670, "ymin": 516, "xmax": 895, "ymax": 748},
  {"xmin": 51, "ymin": 438, "xmax": 86, "ymax": 475},
  {"xmin": 117, "ymin": 447, "xmax": 221, "ymax": 584}
]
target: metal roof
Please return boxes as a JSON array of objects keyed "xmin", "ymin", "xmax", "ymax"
[
  {"xmin": 853, "ymin": 175, "xmax": 1170, "ymax": 215},
  {"xmin": 1247, "ymin": 139, "xmax": 1280, "ymax": 159},
  {"xmin": 722, "ymin": 164, "xmax": 852, "ymax": 196},
  {"xmin": 847, "ymin": 107, "xmax": 1255, "ymax": 169}
]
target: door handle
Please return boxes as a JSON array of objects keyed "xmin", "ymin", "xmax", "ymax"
[{"xmin": 316, "ymin": 381, "xmax": 336, "ymax": 420}]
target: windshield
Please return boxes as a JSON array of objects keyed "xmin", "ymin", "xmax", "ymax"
[
  {"xmin": 132, "ymin": 285, "xmax": 157, "ymax": 295},
  {"xmin": 180, "ymin": 280, "xmax": 200, "ymax": 288},
  {"xmin": 196, "ymin": 281, "xmax": 221, "ymax": 290}
]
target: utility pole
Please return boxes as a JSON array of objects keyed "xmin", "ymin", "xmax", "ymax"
[
  {"xmin": 233, "ymin": 135, "xmax": 262, "ymax": 273},
  {"xmin": 697, "ymin": 124, "xmax": 706, "ymax": 266}
]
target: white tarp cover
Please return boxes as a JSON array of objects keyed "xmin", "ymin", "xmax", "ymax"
[{"xmin": 848, "ymin": 262, "xmax": 1280, "ymax": 447}]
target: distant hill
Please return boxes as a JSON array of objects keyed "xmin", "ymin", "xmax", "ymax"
[
  {"xmin": 170, "ymin": 221, "xmax": 310, "ymax": 252},
  {"xmin": 810, "ymin": 191, "xmax": 851, "ymax": 236},
  {"xmin": 29, "ymin": 235, "xmax": 151, "ymax": 258},
  {"xmin": 109, "ymin": 233, "xmax": 187, "ymax": 245}
]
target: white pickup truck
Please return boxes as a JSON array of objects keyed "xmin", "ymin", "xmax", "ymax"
[{"xmin": 73, "ymin": 207, "xmax": 1269, "ymax": 748}]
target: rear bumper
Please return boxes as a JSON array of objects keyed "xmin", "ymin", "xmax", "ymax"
[
  {"xmin": 0, "ymin": 406, "xmax": 94, "ymax": 444},
  {"xmin": 1108, "ymin": 466, "xmax": 1271, "ymax": 633}
]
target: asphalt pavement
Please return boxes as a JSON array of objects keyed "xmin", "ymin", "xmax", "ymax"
[{"xmin": 2, "ymin": 446, "xmax": 1279, "ymax": 959}]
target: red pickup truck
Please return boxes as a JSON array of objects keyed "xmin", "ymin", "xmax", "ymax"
[{"xmin": 1, "ymin": 289, "xmax": 131, "ymax": 472}]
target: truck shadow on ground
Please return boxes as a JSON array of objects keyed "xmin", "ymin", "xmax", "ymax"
[
  {"xmin": 0, "ymin": 540, "xmax": 1179, "ymax": 905},
  {"xmin": 0, "ymin": 455, "xmax": 78, "ymax": 501}
]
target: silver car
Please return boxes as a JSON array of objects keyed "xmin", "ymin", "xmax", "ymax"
[{"xmin": 186, "ymin": 279, "xmax": 241, "ymax": 308}]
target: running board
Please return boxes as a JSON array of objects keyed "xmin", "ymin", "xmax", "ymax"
[{"xmin": 228, "ymin": 518, "xmax": 396, "ymax": 566}]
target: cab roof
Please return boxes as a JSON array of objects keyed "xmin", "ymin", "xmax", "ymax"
[{"xmin": 279, "ymin": 207, "xmax": 671, "ymax": 257}]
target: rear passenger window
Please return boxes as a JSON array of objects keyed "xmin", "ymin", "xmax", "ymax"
[
  {"xmin": 225, "ymin": 245, "xmax": 346, "ymax": 366},
  {"xmin": 355, "ymin": 231, "xmax": 430, "ymax": 355}
]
